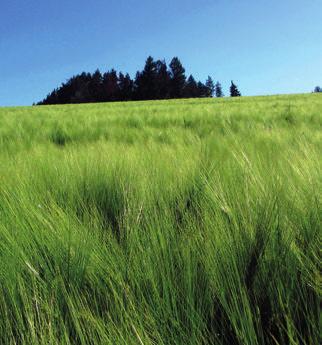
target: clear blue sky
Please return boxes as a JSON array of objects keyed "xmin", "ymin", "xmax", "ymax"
[{"xmin": 0, "ymin": 0, "xmax": 321, "ymax": 106}]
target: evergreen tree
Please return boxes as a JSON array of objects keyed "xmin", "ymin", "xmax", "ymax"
[
  {"xmin": 38, "ymin": 88, "xmax": 58, "ymax": 105},
  {"xmin": 57, "ymin": 80, "xmax": 72, "ymax": 104},
  {"xmin": 169, "ymin": 57, "xmax": 186, "ymax": 98},
  {"xmin": 183, "ymin": 75, "xmax": 199, "ymax": 98},
  {"xmin": 118, "ymin": 72, "xmax": 134, "ymax": 101},
  {"xmin": 133, "ymin": 71, "xmax": 142, "ymax": 100},
  {"xmin": 155, "ymin": 60, "xmax": 170, "ymax": 99},
  {"xmin": 205, "ymin": 76, "xmax": 215, "ymax": 97},
  {"xmin": 69, "ymin": 73, "xmax": 91, "ymax": 103},
  {"xmin": 197, "ymin": 81, "xmax": 209, "ymax": 97},
  {"xmin": 89, "ymin": 69, "xmax": 103, "ymax": 102},
  {"xmin": 134, "ymin": 56, "xmax": 158, "ymax": 100},
  {"xmin": 37, "ymin": 55, "xmax": 228, "ymax": 105},
  {"xmin": 215, "ymin": 81, "xmax": 224, "ymax": 97},
  {"xmin": 230, "ymin": 80, "xmax": 241, "ymax": 97},
  {"xmin": 102, "ymin": 69, "xmax": 119, "ymax": 101}
]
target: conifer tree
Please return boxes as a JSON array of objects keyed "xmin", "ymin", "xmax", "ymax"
[
  {"xmin": 197, "ymin": 81, "xmax": 209, "ymax": 97},
  {"xmin": 155, "ymin": 60, "xmax": 170, "ymax": 99},
  {"xmin": 230, "ymin": 80, "xmax": 241, "ymax": 97},
  {"xmin": 205, "ymin": 76, "xmax": 215, "ymax": 97},
  {"xmin": 118, "ymin": 72, "xmax": 133, "ymax": 101},
  {"xmin": 37, "ymin": 55, "xmax": 234, "ymax": 105},
  {"xmin": 102, "ymin": 69, "xmax": 119, "ymax": 101},
  {"xmin": 169, "ymin": 57, "xmax": 186, "ymax": 98},
  {"xmin": 89, "ymin": 69, "xmax": 103, "ymax": 102},
  {"xmin": 134, "ymin": 56, "xmax": 158, "ymax": 100},
  {"xmin": 215, "ymin": 81, "xmax": 224, "ymax": 97},
  {"xmin": 183, "ymin": 75, "xmax": 199, "ymax": 98}
]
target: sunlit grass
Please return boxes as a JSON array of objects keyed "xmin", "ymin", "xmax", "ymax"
[{"xmin": 0, "ymin": 94, "xmax": 321, "ymax": 344}]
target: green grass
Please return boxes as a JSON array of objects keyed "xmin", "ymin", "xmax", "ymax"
[{"xmin": 0, "ymin": 94, "xmax": 321, "ymax": 345}]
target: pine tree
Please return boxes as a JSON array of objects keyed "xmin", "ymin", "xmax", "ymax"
[
  {"xmin": 215, "ymin": 81, "xmax": 224, "ymax": 97},
  {"xmin": 142, "ymin": 56, "xmax": 158, "ymax": 99},
  {"xmin": 89, "ymin": 69, "xmax": 103, "ymax": 102},
  {"xmin": 205, "ymin": 76, "xmax": 215, "ymax": 97},
  {"xmin": 133, "ymin": 71, "xmax": 142, "ymax": 100},
  {"xmin": 230, "ymin": 81, "xmax": 241, "ymax": 97},
  {"xmin": 118, "ymin": 72, "xmax": 133, "ymax": 101},
  {"xmin": 197, "ymin": 82, "xmax": 209, "ymax": 97},
  {"xmin": 169, "ymin": 57, "xmax": 186, "ymax": 98},
  {"xmin": 70, "ymin": 73, "xmax": 91, "ymax": 103},
  {"xmin": 134, "ymin": 56, "xmax": 158, "ymax": 100},
  {"xmin": 155, "ymin": 60, "xmax": 170, "ymax": 99},
  {"xmin": 183, "ymin": 75, "xmax": 199, "ymax": 98},
  {"xmin": 102, "ymin": 69, "xmax": 119, "ymax": 101},
  {"xmin": 37, "ymin": 55, "xmax": 221, "ymax": 104}
]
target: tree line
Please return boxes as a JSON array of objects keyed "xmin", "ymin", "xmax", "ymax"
[{"xmin": 37, "ymin": 56, "xmax": 241, "ymax": 105}]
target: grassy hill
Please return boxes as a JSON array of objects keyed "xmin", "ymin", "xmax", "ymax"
[{"xmin": 0, "ymin": 94, "xmax": 321, "ymax": 344}]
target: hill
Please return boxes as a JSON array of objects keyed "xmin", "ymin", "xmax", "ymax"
[{"xmin": 0, "ymin": 94, "xmax": 321, "ymax": 345}]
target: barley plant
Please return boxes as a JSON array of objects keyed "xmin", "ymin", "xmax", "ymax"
[{"xmin": 0, "ymin": 94, "xmax": 321, "ymax": 344}]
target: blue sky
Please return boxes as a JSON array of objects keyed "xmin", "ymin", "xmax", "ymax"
[{"xmin": 0, "ymin": 0, "xmax": 321, "ymax": 106}]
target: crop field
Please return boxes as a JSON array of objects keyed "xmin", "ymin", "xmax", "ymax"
[{"xmin": 0, "ymin": 94, "xmax": 321, "ymax": 345}]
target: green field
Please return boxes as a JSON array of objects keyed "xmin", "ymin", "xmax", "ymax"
[{"xmin": 0, "ymin": 94, "xmax": 321, "ymax": 345}]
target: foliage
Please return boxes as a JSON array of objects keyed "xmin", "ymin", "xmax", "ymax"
[
  {"xmin": 215, "ymin": 81, "xmax": 224, "ymax": 97},
  {"xmin": 230, "ymin": 80, "xmax": 241, "ymax": 97},
  {"xmin": 38, "ymin": 56, "xmax": 217, "ymax": 105},
  {"xmin": 205, "ymin": 76, "xmax": 215, "ymax": 97}
]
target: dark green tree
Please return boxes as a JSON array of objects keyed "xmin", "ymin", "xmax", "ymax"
[
  {"xmin": 70, "ymin": 73, "xmax": 92, "ymax": 103},
  {"xmin": 215, "ymin": 81, "xmax": 224, "ymax": 97},
  {"xmin": 205, "ymin": 76, "xmax": 215, "ymax": 97},
  {"xmin": 169, "ymin": 57, "xmax": 186, "ymax": 98},
  {"xmin": 197, "ymin": 81, "xmax": 209, "ymax": 97},
  {"xmin": 133, "ymin": 71, "xmax": 142, "ymax": 100},
  {"xmin": 102, "ymin": 69, "xmax": 119, "ymax": 101},
  {"xmin": 230, "ymin": 80, "xmax": 241, "ymax": 97},
  {"xmin": 135, "ymin": 56, "xmax": 158, "ymax": 100},
  {"xmin": 155, "ymin": 59, "xmax": 171, "ymax": 99},
  {"xmin": 89, "ymin": 69, "xmax": 103, "ymax": 102},
  {"xmin": 37, "ymin": 55, "xmax": 224, "ymax": 105},
  {"xmin": 183, "ymin": 75, "xmax": 199, "ymax": 98},
  {"xmin": 313, "ymin": 86, "xmax": 321, "ymax": 93},
  {"xmin": 118, "ymin": 72, "xmax": 133, "ymax": 101}
]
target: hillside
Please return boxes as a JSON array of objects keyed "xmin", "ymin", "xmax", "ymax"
[{"xmin": 0, "ymin": 94, "xmax": 321, "ymax": 345}]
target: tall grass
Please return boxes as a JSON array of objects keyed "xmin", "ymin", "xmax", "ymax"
[{"xmin": 0, "ymin": 94, "xmax": 321, "ymax": 344}]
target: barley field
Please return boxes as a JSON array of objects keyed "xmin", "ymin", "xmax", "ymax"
[{"xmin": 0, "ymin": 94, "xmax": 321, "ymax": 345}]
